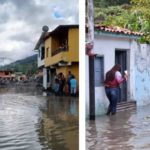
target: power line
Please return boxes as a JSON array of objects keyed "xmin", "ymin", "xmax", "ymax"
[{"xmin": 0, "ymin": 57, "xmax": 14, "ymax": 66}]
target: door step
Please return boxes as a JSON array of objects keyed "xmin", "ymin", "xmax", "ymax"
[{"xmin": 117, "ymin": 101, "xmax": 136, "ymax": 112}]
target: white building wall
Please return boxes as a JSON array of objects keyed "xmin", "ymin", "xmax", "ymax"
[
  {"xmin": 85, "ymin": 55, "xmax": 89, "ymax": 118},
  {"xmin": 86, "ymin": 35, "xmax": 138, "ymax": 116},
  {"xmin": 135, "ymin": 44, "xmax": 150, "ymax": 106},
  {"xmin": 38, "ymin": 44, "xmax": 44, "ymax": 68},
  {"xmin": 43, "ymin": 68, "xmax": 47, "ymax": 89},
  {"xmin": 129, "ymin": 40, "xmax": 137, "ymax": 100},
  {"xmin": 38, "ymin": 58, "xmax": 44, "ymax": 68}
]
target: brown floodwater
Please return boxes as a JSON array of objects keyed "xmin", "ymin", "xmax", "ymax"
[
  {"xmin": 0, "ymin": 87, "xmax": 78, "ymax": 150},
  {"xmin": 86, "ymin": 106, "xmax": 150, "ymax": 150}
]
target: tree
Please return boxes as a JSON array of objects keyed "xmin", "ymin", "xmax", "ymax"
[
  {"xmin": 95, "ymin": 0, "xmax": 150, "ymax": 43},
  {"xmin": 94, "ymin": 0, "xmax": 130, "ymax": 7},
  {"xmin": 130, "ymin": 0, "xmax": 150, "ymax": 42}
]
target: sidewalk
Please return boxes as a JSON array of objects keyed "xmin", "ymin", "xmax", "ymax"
[{"xmin": 86, "ymin": 105, "xmax": 150, "ymax": 150}]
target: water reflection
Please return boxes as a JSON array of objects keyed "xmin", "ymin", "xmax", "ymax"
[
  {"xmin": 0, "ymin": 88, "xmax": 78, "ymax": 150},
  {"xmin": 87, "ymin": 111, "xmax": 138, "ymax": 150},
  {"xmin": 40, "ymin": 96, "xmax": 79, "ymax": 150}
]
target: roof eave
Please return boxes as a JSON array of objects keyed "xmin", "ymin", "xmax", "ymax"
[
  {"xmin": 95, "ymin": 31, "xmax": 142, "ymax": 39},
  {"xmin": 34, "ymin": 32, "xmax": 47, "ymax": 50}
]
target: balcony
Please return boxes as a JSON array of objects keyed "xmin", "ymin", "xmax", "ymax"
[
  {"xmin": 51, "ymin": 45, "xmax": 68, "ymax": 56},
  {"xmin": 45, "ymin": 51, "xmax": 68, "ymax": 67}
]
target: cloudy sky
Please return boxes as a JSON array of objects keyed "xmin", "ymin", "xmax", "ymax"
[{"xmin": 0, "ymin": 0, "xmax": 79, "ymax": 65}]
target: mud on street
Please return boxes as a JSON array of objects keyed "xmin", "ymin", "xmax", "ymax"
[
  {"xmin": 87, "ymin": 106, "xmax": 150, "ymax": 150},
  {"xmin": 0, "ymin": 86, "xmax": 78, "ymax": 150}
]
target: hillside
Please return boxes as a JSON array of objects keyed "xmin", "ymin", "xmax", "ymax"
[
  {"xmin": 94, "ymin": 0, "xmax": 150, "ymax": 43},
  {"xmin": 0, "ymin": 54, "xmax": 38, "ymax": 75}
]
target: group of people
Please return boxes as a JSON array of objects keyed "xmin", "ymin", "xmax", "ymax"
[
  {"xmin": 104, "ymin": 64, "xmax": 128, "ymax": 115},
  {"xmin": 0, "ymin": 77, "xmax": 16, "ymax": 85},
  {"xmin": 54, "ymin": 71, "xmax": 77, "ymax": 96}
]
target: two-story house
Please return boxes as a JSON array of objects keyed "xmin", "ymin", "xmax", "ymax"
[
  {"xmin": 35, "ymin": 25, "xmax": 79, "ymax": 91},
  {"xmin": 44, "ymin": 25, "xmax": 79, "ymax": 90}
]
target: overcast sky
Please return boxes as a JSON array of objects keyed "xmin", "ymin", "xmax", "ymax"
[{"xmin": 0, "ymin": 0, "xmax": 79, "ymax": 65}]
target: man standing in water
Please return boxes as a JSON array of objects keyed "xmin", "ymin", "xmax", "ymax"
[
  {"xmin": 67, "ymin": 71, "xmax": 73, "ymax": 95},
  {"xmin": 70, "ymin": 75, "xmax": 77, "ymax": 96},
  {"xmin": 104, "ymin": 64, "xmax": 128, "ymax": 115}
]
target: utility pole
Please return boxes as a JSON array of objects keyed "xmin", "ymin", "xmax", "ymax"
[
  {"xmin": 87, "ymin": 0, "xmax": 95, "ymax": 120},
  {"xmin": 0, "ymin": 57, "xmax": 5, "ymax": 66},
  {"xmin": 0, "ymin": 57, "xmax": 14, "ymax": 67},
  {"xmin": 87, "ymin": 0, "xmax": 94, "ymax": 46}
]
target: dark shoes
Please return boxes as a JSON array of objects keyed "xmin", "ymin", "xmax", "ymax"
[
  {"xmin": 106, "ymin": 111, "xmax": 116, "ymax": 116},
  {"xmin": 106, "ymin": 111, "xmax": 111, "ymax": 115},
  {"xmin": 106, "ymin": 106, "xmax": 116, "ymax": 116},
  {"xmin": 111, "ymin": 112, "xmax": 116, "ymax": 115}
]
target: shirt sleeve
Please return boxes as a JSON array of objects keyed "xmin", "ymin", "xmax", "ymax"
[{"xmin": 115, "ymin": 71, "xmax": 125, "ymax": 84}]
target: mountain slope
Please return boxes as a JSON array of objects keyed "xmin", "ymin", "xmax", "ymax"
[{"xmin": 0, "ymin": 54, "xmax": 38, "ymax": 75}]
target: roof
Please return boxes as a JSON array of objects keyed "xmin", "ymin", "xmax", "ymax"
[
  {"xmin": 95, "ymin": 25, "xmax": 143, "ymax": 36},
  {"xmin": 34, "ymin": 24, "xmax": 79, "ymax": 50},
  {"xmin": 34, "ymin": 32, "xmax": 49, "ymax": 50},
  {"xmin": 0, "ymin": 70, "xmax": 13, "ymax": 73},
  {"xmin": 51, "ymin": 24, "xmax": 78, "ymax": 33},
  {"xmin": 45, "ymin": 24, "xmax": 79, "ymax": 39}
]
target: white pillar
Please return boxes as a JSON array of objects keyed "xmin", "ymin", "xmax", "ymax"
[
  {"xmin": 86, "ymin": 55, "xmax": 90, "ymax": 117},
  {"xmin": 43, "ymin": 68, "xmax": 47, "ymax": 89},
  {"xmin": 129, "ymin": 39, "xmax": 137, "ymax": 100}
]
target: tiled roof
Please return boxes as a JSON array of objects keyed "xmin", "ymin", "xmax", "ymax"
[{"xmin": 95, "ymin": 25, "xmax": 143, "ymax": 36}]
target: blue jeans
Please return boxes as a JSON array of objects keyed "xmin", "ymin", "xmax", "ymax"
[{"xmin": 105, "ymin": 87, "xmax": 119, "ymax": 114}]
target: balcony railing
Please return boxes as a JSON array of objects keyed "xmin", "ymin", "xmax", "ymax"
[{"xmin": 51, "ymin": 45, "xmax": 68, "ymax": 56}]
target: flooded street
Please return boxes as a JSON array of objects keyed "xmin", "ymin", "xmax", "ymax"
[
  {"xmin": 0, "ymin": 87, "xmax": 78, "ymax": 150},
  {"xmin": 87, "ymin": 106, "xmax": 150, "ymax": 150}
]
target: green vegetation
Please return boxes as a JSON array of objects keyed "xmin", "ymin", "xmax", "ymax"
[
  {"xmin": 0, "ymin": 55, "xmax": 38, "ymax": 75},
  {"xmin": 94, "ymin": 0, "xmax": 130, "ymax": 7},
  {"xmin": 94, "ymin": 0, "xmax": 150, "ymax": 43}
]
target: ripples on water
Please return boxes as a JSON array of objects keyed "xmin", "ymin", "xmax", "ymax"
[
  {"xmin": 86, "ymin": 107, "xmax": 150, "ymax": 150},
  {"xmin": 0, "ymin": 88, "xmax": 78, "ymax": 150}
]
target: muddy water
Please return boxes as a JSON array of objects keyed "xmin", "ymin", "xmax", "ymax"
[
  {"xmin": 86, "ymin": 106, "xmax": 150, "ymax": 150},
  {"xmin": 0, "ymin": 88, "xmax": 78, "ymax": 150}
]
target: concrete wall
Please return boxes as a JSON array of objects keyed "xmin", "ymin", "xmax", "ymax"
[
  {"xmin": 68, "ymin": 28, "xmax": 79, "ymax": 62},
  {"xmin": 45, "ymin": 37, "xmax": 52, "ymax": 58},
  {"xmin": 135, "ymin": 44, "xmax": 150, "ymax": 106},
  {"xmin": 44, "ymin": 28, "xmax": 79, "ymax": 67},
  {"xmin": 66, "ymin": 63, "xmax": 79, "ymax": 86},
  {"xmin": 56, "ymin": 63, "xmax": 79, "ymax": 87},
  {"xmin": 45, "ymin": 52, "xmax": 68, "ymax": 67},
  {"xmin": 86, "ymin": 34, "xmax": 138, "ymax": 116}
]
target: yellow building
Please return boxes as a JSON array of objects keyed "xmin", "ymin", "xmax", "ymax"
[{"xmin": 44, "ymin": 25, "xmax": 79, "ymax": 91}]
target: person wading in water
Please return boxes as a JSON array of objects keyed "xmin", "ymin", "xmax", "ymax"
[{"xmin": 104, "ymin": 64, "xmax": 128, "ymax": 115}]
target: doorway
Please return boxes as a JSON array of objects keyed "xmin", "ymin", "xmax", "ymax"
[{"xmin": 115, "ymin": 50, "xmax": 127, "ymax": 102}]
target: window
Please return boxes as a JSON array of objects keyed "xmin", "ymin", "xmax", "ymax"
[
  {"xmin": 94, "ymin": 56, "xmax": 104, "ymax": 87},
  {"xmin": 5, "ymin": 72, "xmax": 9, "ymax": 75},
  {"xmin": 47, "ymin": 69, "xmax": 50, "ymax": 83},
  {"xmin": 46, "ymin": 47, "xmax": 49, "ymax": 58},
  {"xmin": 41, "ymin": 47, "xmax": 45, "ymax": 60}
]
